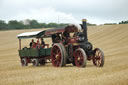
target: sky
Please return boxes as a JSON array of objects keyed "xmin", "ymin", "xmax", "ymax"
[{"xmin": 0, "ymin": 0, "xmax": 128, "ymax": 24}]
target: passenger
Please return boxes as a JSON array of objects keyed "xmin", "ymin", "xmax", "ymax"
[
  {"xmin": 41, "ymin": 38, "xmax": 45, "ymax": 48},
  {"xmin": 36, "ymin": 39, "xmax": 40, "ymax": 49},
  {"xmin": 29, "ymin": 39, "xmax": 36, "ymax": 48}
]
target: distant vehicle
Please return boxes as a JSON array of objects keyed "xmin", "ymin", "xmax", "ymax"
[{"xmin": 17, "ymin": 19, "xmax": 104, "ymax": 67}]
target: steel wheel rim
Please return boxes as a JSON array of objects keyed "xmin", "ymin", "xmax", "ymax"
[{"xmin": 51, "ymin": 45, "xmax": 62, "ymax": 67}]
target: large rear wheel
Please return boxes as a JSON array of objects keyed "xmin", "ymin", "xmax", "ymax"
[
  {"xmin": 93, "ymin": 48, "xmax": 104, "ymax": 67},
  {"xmin": 51, "ymin": 43, "xmax": 67, "ymax": 67},
  {"xmin": 74, "ymin": 48, "xmax": 87, "ymax": 67}
]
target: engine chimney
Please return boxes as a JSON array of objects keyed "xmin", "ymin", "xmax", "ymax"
[{"xmin": 82, "ymin": 19, "xmax": 88, "ymax": 42}]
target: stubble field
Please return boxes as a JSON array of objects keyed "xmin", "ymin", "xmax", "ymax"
[{"xmin": 0, "ymin": 24, "xmax": 128, "ymax": 85}]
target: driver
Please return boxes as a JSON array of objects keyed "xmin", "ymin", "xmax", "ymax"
[{"xmin": 41, "ymin": 38, "xmax": 45, "ymax": 48}]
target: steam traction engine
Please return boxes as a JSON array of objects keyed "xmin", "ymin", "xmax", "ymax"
[{"xmin": 50, "ymin": 19, "xmax": 104, "ymax": 67}]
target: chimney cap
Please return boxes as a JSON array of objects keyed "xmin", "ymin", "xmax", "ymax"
[{"xmin": 82, "ymin": 19, "xmax": 87, "ymax": 22}]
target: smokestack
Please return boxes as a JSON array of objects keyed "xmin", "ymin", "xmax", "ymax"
[{"xmin": 82, "ymin": 19, "xmax": 88, "ymax": 42}]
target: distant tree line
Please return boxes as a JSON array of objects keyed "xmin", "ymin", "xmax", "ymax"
[
  {"xmin": 104, "ymin": 23, "xmax": 117, "ymax": 25},
  {"xmin": 119, "ymin": 20, "xmax": 128, "ymax": 24},
  {"xmin": 1, "ymin": 19, "xmax": 128, "ymax": 30},
  {"xmin": 0, "ymin": 19, "xmax": 68, "ymax": 30},
  {"xmin": 0, "ymin": 19, "xmax": 97, "ymax": 30},
  {"xmin": 87, "ymin": 23, "xmax": 96, "ymax": 26},
  {"xmin": 104, "ymin": 20, "xmax": 128, "ymax": 25}
]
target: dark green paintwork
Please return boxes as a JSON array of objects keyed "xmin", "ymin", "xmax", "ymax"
[
  {"xmin": 19, "ymin": 48, "xmax": 51, "ymax": 57},
  {"xmin": 39, "ymin": 48, "xmax": 46, "ymax": 56},
  {"xmin": 19, "ymin": 50, "xmax": 26, "ymax": 57},
  {"xmin": 39, "ymin": 48, "xmax": 51, "ymax": 56},
  {"xmin": 45, "ymin": 48, "xmax": 51, "ymax": 56}
]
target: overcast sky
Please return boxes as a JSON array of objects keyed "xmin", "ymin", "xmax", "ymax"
[{"xmin": 0, "ymin": 0, "xmax": 128, "ymax": 24}]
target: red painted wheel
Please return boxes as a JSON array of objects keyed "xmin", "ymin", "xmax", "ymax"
[
  {"xmin": 21, "ymin": 58, "xmax": 28, "ymax": 66},
  {"xmin": 74, "ymin": 48, "xmax": 87, "ymax": 67},
  {"xmin": 93, "ymin": 48, "xmax": 104, "ymax": 67},
  {"xmin": 51, "ymin": 43, "xmax": 67, "ymax": 67}
]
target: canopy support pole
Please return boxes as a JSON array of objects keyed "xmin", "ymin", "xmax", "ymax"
[{"xmin": 19, "ymin": 39, "xmax": 21, "ymax": 50}]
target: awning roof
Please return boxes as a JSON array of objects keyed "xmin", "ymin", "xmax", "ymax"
[
  {"xmin": 17, "ymin": 31, "xmax": 46, "ymax": 39},
  {"xmin": 45, "ymin": 28, "xmax": 65, "ymax": 35},
  {"xmin": 44, "ymin": 24, "xmax": 81, "ymax": 35},
  {"xmin": 17, "ymin": 24, "xmax": 81, "ymax": 39}
]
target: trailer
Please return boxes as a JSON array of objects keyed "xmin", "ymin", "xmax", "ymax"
[{"xmin": 17, "ymin": 31, "xmax": 51, "ymax": 66}]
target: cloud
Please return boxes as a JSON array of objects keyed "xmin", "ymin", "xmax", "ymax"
[
  {"xmin": 0, "ymin": 0, "xmax": 128, "ymax": 24},
  {"xmin": 10, "ymin": 7, "xmax": 79, "ymax": 23}
]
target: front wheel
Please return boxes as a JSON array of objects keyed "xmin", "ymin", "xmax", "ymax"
[
  {"xmin": 74, "ymin": 48, "xmax": 87, "ymax": 67},
  {"xmin": 93, "ymin": 48, "xmax": 104, "ymax": 67}
]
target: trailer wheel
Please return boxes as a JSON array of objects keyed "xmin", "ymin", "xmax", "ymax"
[
  {"xmin": 32, "ymin": 58, "xmax": 39, "ymax": 66},
  {"xmin": 74, "ymin": 48, "xmax": 87, "ymax": 67},
  {"xmin": 51, "ymin": 43, "xmax": 67, "ymax": 67},
  {"xmin": 40, "ymin": 59, "xmax": 46, "ymax": 65},
  {"xmin": 21, "ymin": 58, "xmax": 28, "ymax": 66},
  {"xmin": 93, "ymin": 48, "xmax": 104, "ymax": 67}
]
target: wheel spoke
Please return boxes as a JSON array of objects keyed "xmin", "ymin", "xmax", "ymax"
[
  {"xmin": 96, "ymin": 51, "xmax": 98, "ymax": 56},
  {"xmin": 52, "ymin": 52, "xmax": 56, "ymax": 56},
  {"xmin": 56, "ymin": 49, "xmax": 60, "ymax": 54},
  {"xmin": 58, "ymin": 52, "xmax": 61, "ymax": 56}
]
